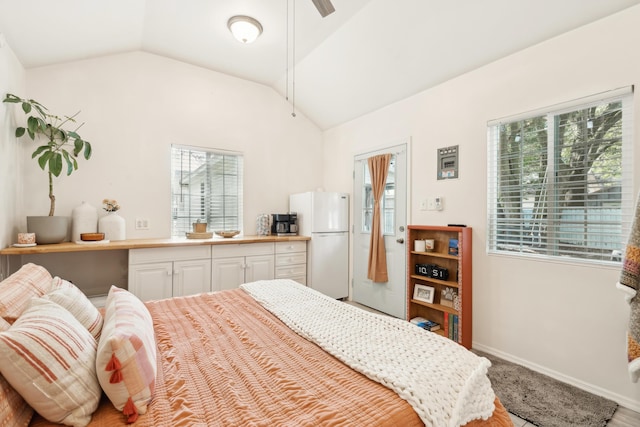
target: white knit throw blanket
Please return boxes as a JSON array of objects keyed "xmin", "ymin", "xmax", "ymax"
[{"xmin": 240, "ymin": 279, "xmax": 495, "ymax": 427}]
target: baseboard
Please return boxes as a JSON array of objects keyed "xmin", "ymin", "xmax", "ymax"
[{"xmin": 472, "ymin": 342, "xmax": 640, "ymax": 413}]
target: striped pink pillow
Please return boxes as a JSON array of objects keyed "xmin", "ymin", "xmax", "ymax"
[
  {"xmin": 96, "ymin": 286, "xmax": 157, "ymax": 423},
  {"xmin": 0, "ymin": 317, "xmax": 34, "ymax": 426},
  {"xmin": 44, "ymin": 277, "xmax": 104, "ymax": 340},
  {"xmin": 0, "ymin": 375, "xmax": 32, "ymax": 427},
  {"xmin": 0, "ymin": 298, "xmax": 102, "ymax": 426},
  {"xmin": 0, "ymin": 263, "xmax": 52, "ymax": 323}
]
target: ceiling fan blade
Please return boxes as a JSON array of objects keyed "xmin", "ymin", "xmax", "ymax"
[{"xmin": 311, "ymin": 0, "xmax": 335, "ymax": 17}]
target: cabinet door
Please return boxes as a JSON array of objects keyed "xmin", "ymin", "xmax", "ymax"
[
  {"xmin": 245, "ymin": 255, "xmax": 275, "ymax": 283},
  {"xmin": 211, "ymin": 257, "xmax": 245, "ymax": 291},
  {"xmin": 128, "ymin": 262, "xmax": 173, "ymax": 301},
  {"xmin": 173, "ymin": 259, "xmax": 212, "ymax": 297}
]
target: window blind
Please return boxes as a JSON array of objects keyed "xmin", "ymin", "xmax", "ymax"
[
  {"xmin": 170, "ymin": 145, "xmax": 244, "ymax": 237},
  {"xmin": 487, "ymin": 87, "xmax": 633, "ymax": 264}
]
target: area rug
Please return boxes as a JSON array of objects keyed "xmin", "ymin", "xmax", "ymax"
[{"xmin": 473, "ymin": 350, "xmax": 618, "ymax": 427}]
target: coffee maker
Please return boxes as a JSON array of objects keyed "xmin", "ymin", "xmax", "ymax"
[{"xmin": 271, "ymin": 213, "xmax": 298, "ymax": 235}]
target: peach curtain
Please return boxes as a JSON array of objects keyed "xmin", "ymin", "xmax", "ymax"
[{"xmin": 367, "ymin": 154, "xmax": 391, "ymax": 283}]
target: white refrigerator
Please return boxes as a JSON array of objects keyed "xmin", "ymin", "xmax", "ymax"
[{"xmin": 289, "ymin": 192, "xmax": 349, "ymax": 299}]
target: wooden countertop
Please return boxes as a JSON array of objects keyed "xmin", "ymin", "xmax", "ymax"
[{"xmin": 0, "ymin": 235, "xmax": 310, "ymax": 255}]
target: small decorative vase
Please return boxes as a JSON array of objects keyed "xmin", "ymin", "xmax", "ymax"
[
  {"xmin": 193, "ymin": 222, "xmax": 207, "ymax": 233},
  {"xmin": 71, "ymin": 201, "xmax": 98, "ymax": 242},
  {"xmin": 99, "ymin": 212, "xmax": 125, "ymax": 241},
  {"xmin": 453, "ymin": 294, "xmax": 461, "ymax": 312},
  {"xmin": 256, "ymin": 214, "xmax": 270, "ymax": 236}
]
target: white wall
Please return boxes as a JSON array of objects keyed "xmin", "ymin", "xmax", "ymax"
[
  {"xmin": 323, "ymin": 5, "xmax": 640, "ymax": 410},
  {"xmin": 22, "ymin": 51, "xmax": 323, "ymax": 238},
  {"xmin": 0, "ymin": 34, "xmax": 26, "ymax": 268}
]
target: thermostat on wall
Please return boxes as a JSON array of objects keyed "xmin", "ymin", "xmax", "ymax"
[{"xmin": 437, "ymin": 145, "xmax": 459, "ymax": 180}]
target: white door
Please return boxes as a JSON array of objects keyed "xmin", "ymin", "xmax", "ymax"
[
  {"xmin": 211, "ymin": 257, "xmax": 245, "ymax": 291},
  {"xmin": 128, "ymin": 262, "xmax": 173, "ymax": 301},
  {"xmin": 312, "ymin": 192, "xmax": 349, "ymax": 232},
  {"xmin": 352, "ymin": 143, "xmax": 408, "ymax": 318},
  {"xmin": 174, "ymin": 259, "xmax": 212, "ymax": 296},
  {"xmin": 245, "ymin": 255, "xmax": 275, "ymax": 283},
  {"xmin": 309, "ymin": 232, "xmax": 349, "ymax": 299}
]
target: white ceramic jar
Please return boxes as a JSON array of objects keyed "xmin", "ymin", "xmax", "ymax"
[
  {"xmin": 99, "ymin": 212, "xmax": 126, "ymax": 241},
  {"xmin": 71, "ymin": 201, "xmax": 98, "ymax": 242},
  {"xmin": 256, "ymin": 213, "xmax": 270, "ymax": 236}
]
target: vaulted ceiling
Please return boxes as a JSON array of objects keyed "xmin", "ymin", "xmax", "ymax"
[{"xmin": 1, "ymin": 0, "xmax": 639, "ymax": 129}]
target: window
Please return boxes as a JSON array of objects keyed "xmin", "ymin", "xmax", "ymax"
[
  {"xmin": 362, "ymin": 156, "xmax": 395, "ymax": 235},
  {"xmin": 171, "ymin": 145, "xmax": 243, "ymax": 237},
  {"xmin": 487, "ymin": 88, "xmax": 633, "ymax": 264}
]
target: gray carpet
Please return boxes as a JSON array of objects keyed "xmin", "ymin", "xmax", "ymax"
[{"xmin": 473, "ymin": 350, "xmax": 618, "ymax": 427}]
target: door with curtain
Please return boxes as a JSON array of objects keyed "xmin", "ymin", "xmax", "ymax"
[{"xmin": 352, "ymin": 143, "xmax": 407, "ymax": 318}]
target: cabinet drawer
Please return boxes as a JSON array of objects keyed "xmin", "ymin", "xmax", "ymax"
[
  {"xmin": 275, "ymin": 252, "xmax": 307, "ymax": 266},
  {"xmin": 130, "ymin": 245, "xmax": 211, "ymax": 264},
  {"xmin": 275, "ymin": 241, "xmax": 306, "ymax": 254},
  {"xmin": 275, "ymin": 264, "xmax": 306, "ymax": 279},
  {"xmin": 288, "ymin": 275, "xmax": 307, "ymax": 285},
  {"xmin": 212, "ymin": 243, "xmax": 274, "ymax": 258}
]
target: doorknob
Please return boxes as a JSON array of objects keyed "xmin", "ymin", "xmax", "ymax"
[{"xmin": 396, "ymin": 238, "xmax": 404, "ymax": 244}]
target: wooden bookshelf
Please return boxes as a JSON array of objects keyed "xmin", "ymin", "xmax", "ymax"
[{"xmin": 406, "ymin": 225, "xmax": 472, "ymax": 349}]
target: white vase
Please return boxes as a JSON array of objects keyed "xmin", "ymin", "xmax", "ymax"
[
  {"xmin": 256, "ymin": 213, "xmax": 270, "ymax": 236},
  {"xmin": 99, "ymin": 212, "xmax": 126, "ymax": 241},
  {"xmin": 71, "ymin": 201, "xmax": 98, "ymax": 242}
]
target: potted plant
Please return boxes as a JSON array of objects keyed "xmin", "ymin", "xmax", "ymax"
[{"xmin": 3, "ymin": 93, "xmax": 92, "ymax": 243}]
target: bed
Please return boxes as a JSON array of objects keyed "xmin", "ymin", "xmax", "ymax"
[{"xmin": 0, "ymin": 263, "xmax": 512, "ymax": 427}]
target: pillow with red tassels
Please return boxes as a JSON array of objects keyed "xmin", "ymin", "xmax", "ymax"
[{"xmin": 96, "ymin": 286, "xmax": 157, "ymax": 423}]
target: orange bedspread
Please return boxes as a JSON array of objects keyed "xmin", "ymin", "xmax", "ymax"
[{"xmin": 30, "ymin": 289, "xmax": 512, "ymax": 426}]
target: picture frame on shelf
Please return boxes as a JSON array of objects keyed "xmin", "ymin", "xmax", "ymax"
[
  {"xmin": 413, "ymin": 284, "xmax": 435, "ymax": 304},
  {"xmin": 441, "ymin": 286, "xmax": 456, "ymax": 308}
]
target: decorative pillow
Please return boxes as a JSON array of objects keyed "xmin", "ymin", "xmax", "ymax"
[
  {"xmin": 96, "ymin": 286, "xmax": 157, "ymax": 423},
  {"xmin": 0, "ymin": 375, "xmax": 33, "ymax": 427},
  {"xmin": 0, "ymin": 298, "xmax": 101, "ymax": 427},
  {"xmin": 0, "ymin": 263, "xmax": 52, "ymax": 323},
  {"xmin": 43, "ymin": 277, "xmax": 104, "ymax": 340},
  {"xmin": 0, "ymin": 317, "xmax": 34, "ymax": 427}
]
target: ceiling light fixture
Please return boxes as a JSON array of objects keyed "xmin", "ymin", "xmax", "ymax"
[{"xmin": 227, "ymin": 15, "xmax": 263, "ymax": 44}]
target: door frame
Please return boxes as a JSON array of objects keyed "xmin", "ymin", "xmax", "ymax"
[{"xmin": 350, "ymin": 138, "xmax": 412, "ymax": 308}]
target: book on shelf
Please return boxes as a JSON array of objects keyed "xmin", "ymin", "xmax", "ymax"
[
  {"xmin": 410, "ymin": 317, "xmax": 440, "ymax": 332},
  {"xmin": 410, "ymin": 316, "xmax": 427, "ymax": 326},
  {"xmin": 423, "ymin": 320, "xmax": 440, "ymax": 332},
  {"xmin": 448, "ymin": 314, "xmax": 459, "ymax": 341},
  {"xmin": 443, "ymin": 312, "xmax": 449, "ymax": 336},
  {"xmin": 452, "ymin": 315, "xmax": 458, "ymax": 342},
  {"xmin": 448, "ymin": 238, "xmax": 459, "ymax": 255}
]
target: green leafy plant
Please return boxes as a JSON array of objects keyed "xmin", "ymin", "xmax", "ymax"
[{"xmin": 3, "ymin": 93, "xmax": 92, "ymax": 216}]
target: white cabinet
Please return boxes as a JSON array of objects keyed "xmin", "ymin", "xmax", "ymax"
[
  {"xmin": 127, "ymin": 240, "xmax": 307, "ymax": 300},
  {"xmin": 275, "ymin": 241, "xmax": 307, "ymax": 284},
  {"xmin": 129, "ymin": 261, "xmax": 173, "ymax": 301},
  {"xmin": 129, "ymin": 246, "xmax": 211, "ymax": 301},
  {"xmin": 211, "ymin": 243, "xmax": 274, "ymax": 291}
]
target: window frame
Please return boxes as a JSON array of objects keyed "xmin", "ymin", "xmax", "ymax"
[
  {"xmin": 361, "ymin": 154, "xmax": 396, "ymax": 235},
  {"xmin": 487, "ymin": 87, "xmax": 634, "ymax": 265},
  {"xmin": 170, "ymin": 145, "xmax": 244, "ymax": 238}
]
